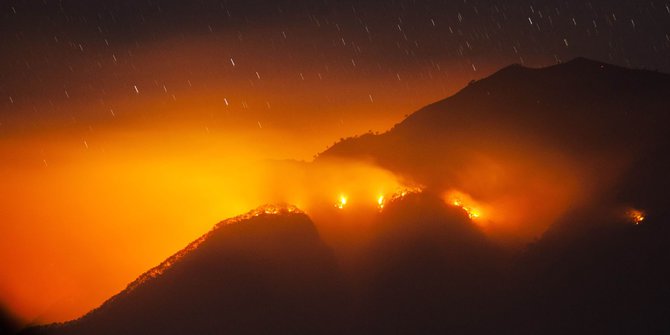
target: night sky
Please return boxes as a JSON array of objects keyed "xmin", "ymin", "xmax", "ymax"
[
  {"xmin": 2, "ymin": 0, "xmax": 670, "ymax": 139},
  {"xmin": 2, "ymin": 0, "xmax": 670, "ymax": 325}
]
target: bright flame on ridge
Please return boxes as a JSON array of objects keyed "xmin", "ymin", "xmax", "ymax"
[
  {"xmin": 446, "ymin": 190, "xmax": 484, "ymax": 221},
  {"xmin": 626, "ymin": 208, "xmax": 645, "ymax": 225},
  {"xmin": 336, "ymin": 195, "xmax": 348, "ymax": 209}
]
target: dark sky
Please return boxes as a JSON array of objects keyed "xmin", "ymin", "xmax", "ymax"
[{"xmin": 2, "ymin": 0, "xmax": 669, "ymax": 138}]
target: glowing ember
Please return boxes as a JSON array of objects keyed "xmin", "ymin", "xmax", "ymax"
[
  {"xmin": 336, "ymin": 195, "xmax": 348, "ymax": 209},
  {"xmin": 453, "ymin": 200, "xmax": 481, "ymax": 219},
  {"xmin": 626, "ymin": 209, "xmax": 646, "ymax": 225},
  {"xmin": 379, "ymin": 186, "xmax": 423, "ymax": 209},
  {"xmin": 445, "ymin": 190, "xmax": 485, "ymax": 221},
  {"xmin": 467, "ymin": 208, "xmax": 481, "ymax": 219},
  {"xmin": 377, "ymin": 195, "xmax": 385, "ymax": 209}
]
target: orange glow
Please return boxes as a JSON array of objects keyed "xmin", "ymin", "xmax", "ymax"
[
  {"xmin": 0, "ymin": 130, "xmax": 404, "ymax": 325},
  {"xmin": 626, "ymin": 208, "xmax": 646, "ymax": 225},
  {"xmin": 337, "ymin": 195, "xmax": 348, "ymax": 209},
  {"xmin": 377, "ymin": 195, "xmax": 385, "ymax": 209},
  {"xmin": 446, "ymin": 190, "xmax": 486, "ymax": 221}
]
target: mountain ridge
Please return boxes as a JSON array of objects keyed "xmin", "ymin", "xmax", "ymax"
[{"xmin": 320, "ymin": 57, "xmax": 670, "ymax": 162}]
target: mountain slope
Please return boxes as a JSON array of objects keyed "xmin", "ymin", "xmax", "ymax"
[
  {"xmin": 320, "ymin": 58, "xmax": 670, "ymax": 185},
  {"xmin": 319, "ymin": 58, "xmax": 670, "ymax": 239},
  {"xmin": 30, "ymin": 206, "xmax": 351, "ymax": 335},
  {"xmin": 511, "ymin": 205, "xmax": 670, "ymax": 334},
  {"xmin": 356, "ymin": 192, "xmax": 507, "ymax": 333},
  {"xmin": 316, "ymin": 57, "xmax": 670, "ymax": 333},
  {"xmin": 323, "ymin": 57, "xmax": 670, "ymax": 158}
]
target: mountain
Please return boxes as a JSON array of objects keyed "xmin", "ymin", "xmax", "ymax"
[
  {"xmin": 318, "ymin": 58, "xmax": 670, "ymax": 333},
  {"xmin": 319, "ymin": 58, "xmax": 670, "ymax": 186},
  {"xmin": 27, "ymin": 206, "xmax": 351, "ymax": 335},
  {"xmin": 355, "ymin": 192, "xmax": 507, "ymax": 334},
  {"xmin": 511, "ymin": 205, "xmax": 670, "ymax": 334},
  {"xmin": 319, "ymin": 57, "xmax": 670, "ymax": 238},
  {"xmin": 322, "ymin": 58, "xmax": 670, "ymax": 162}
]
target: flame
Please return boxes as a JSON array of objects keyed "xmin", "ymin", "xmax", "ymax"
[
  {"xmin": 457, "ymin": 202, "xmax": 482, "ymax": 220},
  {"xmin": 336, "ymin": 195, "xmax": 348, "ymax": 209},
  {"xmin": 332, "ymin": 186, "xmax": 422, "ymax": 211},
  {"xmin": 626, "ymin": 208, "xmax": 645, "ymax": 225},
  {"xmin": 446, "ymin": 190, "xmax": 485, "ymax": 221},
  {"xmin": 377, "ymin": 195, "xmax": 385, "ymax": 209},
  {"xmin": 376, "ymin": 186, "xmax": 423, "ymax": 210}
]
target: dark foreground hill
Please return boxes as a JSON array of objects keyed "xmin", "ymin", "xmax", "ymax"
[
  {"xmin": 512, "ymin": 207, "xmax": 670, "ymax": 334},
  {"xmin": 21, "ymin": 192, "xmax": 670, "ymax": 334},
  {"xmin": 1, "ymin": 307, "xmax": 18, "ymax": 335},
  {"xmin": 27, "ymin": 206, "xmax": 351, "ymax": 335},
  {"xmin": 356, "ymin": 193, "xmax": 507, "ymax": 334}
]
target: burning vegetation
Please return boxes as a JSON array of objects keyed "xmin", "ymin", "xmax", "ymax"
[
  {"xmin": 334, "ymin": 187, "xmax": 424, "ymax": 211},
  {"xmin": 626, "ymin": 208, "xmax": 646, "ymax": 225},
  {"xmin": 445, "ymin": 190, "xmax": 485, "ymax": 221}
]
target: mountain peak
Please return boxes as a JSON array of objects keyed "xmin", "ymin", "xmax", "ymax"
[
  {"xmin": 486, "ymin": 57, "xmax": 612, "ymax": 81},
  {"xmin": 563, "ymin": 56, "xmax": 606, "ymax": 66},
  {"xmin": 547, "ymin": 56, "xmax": 619, "ymax": 72},
  {"xmin": 491, "ymin": 57, "xmax": 607, "ymax": 73}
]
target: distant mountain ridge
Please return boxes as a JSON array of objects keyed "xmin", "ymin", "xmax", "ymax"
[
  {"xmin": 318, "ymin": 57, "xmax": 670, "ymax": 226},
  {"xmin": 321, "ymin": 57, "xmax": 670, "ymax": 162}
]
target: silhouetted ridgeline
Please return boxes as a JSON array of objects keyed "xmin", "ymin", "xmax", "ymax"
[{"xmin": 26, "ymin": 206, "xmax": 351, "ymax": 335}]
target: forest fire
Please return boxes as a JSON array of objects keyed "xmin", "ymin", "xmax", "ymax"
[
  {"xmin": 626, "ymin": 208, "xmax": 646, "ymax": 225},
  {"xmin": 332, "ymin": 187, "xmax": 423, "ymax": 211},
  {"xmin": 377, "ymin": 195, "xmax": 385, "ymax": 209},
  {"xmin": 445, "ymin": 191, "xmax": 485, "ymax": 221},
  {"xmin": 451, "ymin": 199, "xmax": 482, "ymax": 219},
  {"xmin": 336, "ymin": 195, "xmax": 348, "ymax": 209}
]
